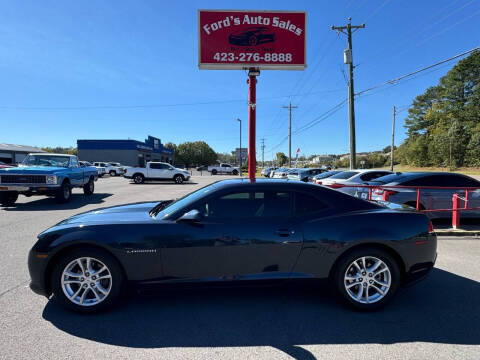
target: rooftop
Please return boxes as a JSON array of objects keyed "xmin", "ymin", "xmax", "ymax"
[{"xmin": 0, "ymin": 143, "xmax": 46, "ymax": 153}]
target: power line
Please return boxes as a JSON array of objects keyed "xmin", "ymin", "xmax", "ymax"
[
  {"xmin": 0, "ymin": 88, "xmax": 343, "ymax": 111},
  {"xmin": 355, "ymin": 46, "xmax": 480, "ymax": 97}
]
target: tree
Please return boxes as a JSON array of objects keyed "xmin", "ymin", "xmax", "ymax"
[
  {"xmin": 400, "ymin": 50, "xmax": 480, "ymax": 167},
  {"xmin": 175, "ymin": 141, "xmax": 217, "ymax": 168},
  {"xmin": 276, "ymin": 152, "xmax": 287, "ymax": 166},
  {"xmin": 42, "ymin": 147, "xmax": 77, "ymax": 155}
]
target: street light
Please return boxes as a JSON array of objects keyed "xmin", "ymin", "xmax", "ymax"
[{"xmin": 237, "ymin": 118, "xmax": 242, "ymax": 177}]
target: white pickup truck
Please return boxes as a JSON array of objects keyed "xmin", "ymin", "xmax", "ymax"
[
  {"xmin": 208, "ymin": 163, "xmax": 240, "ymax": 175},
  {"xmin": 93, "ymin": 162, "xmax": 124, "ymax": 177},
  {"xmin": 124, "ymin": 162, "xmax": 191, "ymax": 184}
]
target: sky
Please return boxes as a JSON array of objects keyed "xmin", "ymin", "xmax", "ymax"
[{"xmin": 0, "ymin": 0, "xmax": 479, "ymax": 160}]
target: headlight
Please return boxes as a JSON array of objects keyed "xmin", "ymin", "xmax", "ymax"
[{"xmin": 46, "ymin": 175, "xmax": 57, "ymax": 184}]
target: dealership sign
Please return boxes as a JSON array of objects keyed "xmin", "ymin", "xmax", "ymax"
[{"xmin": 198, "ymin": 10, "xmax": 306, "ymax": 70}]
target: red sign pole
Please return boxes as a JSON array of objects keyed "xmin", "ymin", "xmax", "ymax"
[{"xmin": 248, "ymin": 69, "xmax": 258, "ymax": 182}]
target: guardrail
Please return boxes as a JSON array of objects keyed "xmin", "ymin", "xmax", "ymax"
[{"xmin": 320, "ymin": 183, "xmax": 480, "ymax": 229}]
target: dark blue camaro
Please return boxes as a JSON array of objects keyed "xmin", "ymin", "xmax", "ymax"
[{"xmin": 28, "ymin": 179, "xmax": 436, "ymax": 313}]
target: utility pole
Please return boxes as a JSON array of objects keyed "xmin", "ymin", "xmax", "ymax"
[
  {"xmin": 391, "ymin": 106, "xmax": 396, "ymax": 171},
  {"xmin": 282, "ymin": 102, "xmax": 298, "ymax": 167},
  {"xmin": 237, "ymin": 118, "xmax": 242, "ymax": 177},
  {"xmin": 260, "ymin": 138, "xmax": 265, "ymax": 168},
  {"xmin": 331, "ymin": 18, "xmax": 365, "ymax": 170}
]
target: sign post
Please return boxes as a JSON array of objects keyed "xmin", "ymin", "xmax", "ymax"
[
  {"xmin": 198, "ymin": 10, "xmax": 306, "ymax": 181},
  {"xmin": 248, "ymin": 69, "xmax": 258, "ymax": 181}
]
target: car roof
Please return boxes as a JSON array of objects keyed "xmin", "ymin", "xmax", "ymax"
[
  {"xmin": 374, "ymin": 171, "xmax": 473, "ymax": 183},
  {"xmin": 29, "ymin": 153, "xmax": 73, "ymax": 157},
  {"xmin": 211, "ymin": 178, "xmax": 327, "ymax": 190}
]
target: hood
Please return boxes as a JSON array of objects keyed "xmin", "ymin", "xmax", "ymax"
[
  {"xmin": 0, "ymin": 166, "xmax": 66, "ymax": 174},
  {"xmin": 56, "ymin": 201, "xmax": 161, "ymax": 226}
]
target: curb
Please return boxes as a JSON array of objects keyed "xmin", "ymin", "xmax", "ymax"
[{"xmin": 434, "ymin": 229, "xmax": 480, "ymax": 237}]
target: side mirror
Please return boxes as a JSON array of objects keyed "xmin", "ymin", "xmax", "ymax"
[{"xmin": 176, "ymin": 209, "xmax": 203, "ymax": 225}]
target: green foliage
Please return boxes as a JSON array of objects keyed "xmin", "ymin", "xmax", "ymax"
[
  {"xmin": 41, "ymin": 147, "xmax": 77, "ymax": 155},
  {"xmin": 276, "ymin": 152, "xmax": 287, "ymax": 166},
  {"xmin": 175, "ymin": 141, "xmax": 217, "ymax": 168},
  {"xmin": 400, "ymin": 50, "xmax": 480, "ymax": 168}
]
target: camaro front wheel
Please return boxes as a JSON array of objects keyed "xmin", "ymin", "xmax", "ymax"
[
  {"xmin": 332, "ymin": 248, "xmax": 400, "ymax": 311},
  {"xmin": 51, "ymin": 248, "xmax": 123, "ymax": 313}
]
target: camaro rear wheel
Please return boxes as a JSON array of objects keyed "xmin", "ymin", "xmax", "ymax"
[
  {"xmin": 333, "ymin": 248, "xmax": 400, "ymax": 311},
  {"xmin": 51, "ymin": 248, "xmax": 123, "ymax": 313}
]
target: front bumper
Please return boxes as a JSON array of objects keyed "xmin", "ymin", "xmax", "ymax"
[{"xmin": 0, "ymin": 184, "xmax": 60, "ymax": 192}]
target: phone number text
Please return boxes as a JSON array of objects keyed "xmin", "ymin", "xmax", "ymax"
[{"xmin": 213, "ymin": 52, "xmax": 293, "ymax": 62}]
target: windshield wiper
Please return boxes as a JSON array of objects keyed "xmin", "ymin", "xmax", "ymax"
[{"xmin": 149, "ymin": 200, "xmax": 174, "ymax": 218}]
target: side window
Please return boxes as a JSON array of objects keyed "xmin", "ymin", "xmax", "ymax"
[
  {"xmin": 204, "ymin": 191, "xmax": 292, "ymax": 219},
  {"xmin": 205, "ymin": 192, "xmax": 261, "ymax": 219},
  {"xmin": 295, "ymin": 192, "xmax": 327, "ymax": 216},
  {"xmin": 159, "ymin": 164, "xmax": 171, "ymax": 169},
  {"xmin": 70, "ymin": 157, "xmax": 78, "ymax": 167},
  {"xmin": 150, "ymin": 163, "xmax": 161, "ymax": 169},
  {"xmin": 428, "ymin": 175, "xmax": 480, "ymax": 187},
  {"xmin": 403, "ymin": 176, "xmax": 432, "ymax": 186}
]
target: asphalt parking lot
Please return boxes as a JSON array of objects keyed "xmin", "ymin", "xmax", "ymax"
[{"xmin": 1, "ymin": 175, "xmax": 479, "ymax": 360}]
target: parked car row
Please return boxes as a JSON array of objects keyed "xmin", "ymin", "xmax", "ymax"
[{"xmin": 308, "ymin": 169, "xmax": 480, "ymax": 219}]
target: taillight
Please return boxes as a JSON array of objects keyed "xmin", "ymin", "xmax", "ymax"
[
  {"xmin": 329, "ymin": 183, "xmax": 344, "ymax": 189},
  {"xmin": 316, "ymin": 180, "xmax": 322, "ymax": 185},
  {"xmin": 428, "ymin": 221, "xmax": 434, "ymax": 233}
]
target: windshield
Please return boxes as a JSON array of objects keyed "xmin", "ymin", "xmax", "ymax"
[
  {"xmin": 154, "ymin": 182, "xmax": 219, "ymax": 219},
  {"xmin": 21, "ymin": 155, "xmax": 71, "ymax": 167},
  {"xmin": 328, "ymin": 171, "xmax": 359, "ymax": 180}
]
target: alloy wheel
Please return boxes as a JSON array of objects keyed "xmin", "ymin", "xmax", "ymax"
[
  {"xmin": 344, "ymin": 256, "xmax": 391, "ymax": 304},
  {"xmin": 61, "ymin": 257, "xmax": 112, "ymax": 306}
]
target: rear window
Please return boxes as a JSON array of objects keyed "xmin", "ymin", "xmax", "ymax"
[{"xmin": 329, "ymin": 171, "xmax": 359, "ymax": 180}]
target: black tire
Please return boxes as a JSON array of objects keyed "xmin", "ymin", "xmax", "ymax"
[
  {"xmin": 332, "ymin": 247, "xmax": 400, "ymax": 311},
  {"xmin": 55, "ymin": 181, "xmax": 71, "ymax": 203},
  {"xmin": 0, "ymin": 191, "xmax": 18, "ymax": 206},
  {"xmin": 211, "ymin": 169, "xmax": 217, "ymax": 175},
  {"xmin": 83, "ymin": 177, "xmax": 95, "ymax": 195},
  {"xmin": 133, "ymin": 173, "xmax": 144, "ymax": 184},
  {"xmin": 232, "ymin": 169, "xmax": 239, "ymax": 175},
  {"xmin": 51, "ymin": 247, "xmax": 124, "ymax": 313},
  {"xmin": 109, "ymin": 170, "xmax": 116, "ymax": 177},
  {"xmin": 173, "ymin": 174, "xmax": 184, "ymax": 184}
]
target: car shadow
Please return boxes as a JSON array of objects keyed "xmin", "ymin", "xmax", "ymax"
[
  {"xmin": 42, "ymin": 268, "xmax": 480, "ymax": 359},
  {"xmin": 1, "ymin": 193, "xmax": 113, "ymax": 211},
  {"xmin": 129, "ymin": 182, "xmax": 198, "ymax": 185}
]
